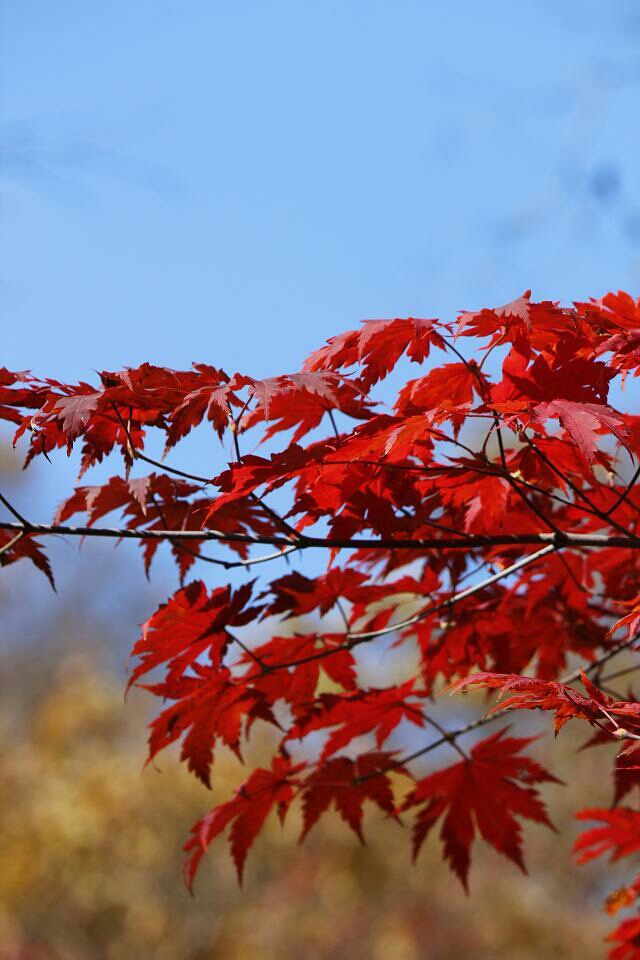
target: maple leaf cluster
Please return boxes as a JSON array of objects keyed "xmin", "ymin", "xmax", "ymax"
[{"xmin": 3, "ymin": 289, "xmax": 640, "ymax": 957}]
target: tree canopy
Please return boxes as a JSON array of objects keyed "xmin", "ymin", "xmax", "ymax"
[{"xmin": 2, "ymin": 290, "xmax": 640, "ymax": 957}]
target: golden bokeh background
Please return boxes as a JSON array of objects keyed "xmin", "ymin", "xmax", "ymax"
[{"xmin": 0, "ymin": 566, "xmax": 626, "ymax": 960}]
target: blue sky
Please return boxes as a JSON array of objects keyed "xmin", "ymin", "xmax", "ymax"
[
  {"xmin": 1, "ymin": 1, "xmax": 640, "ymax": 635},
  {"xmin": 2, "ymin": 1, "xmax": 640, "ymax": 382}
]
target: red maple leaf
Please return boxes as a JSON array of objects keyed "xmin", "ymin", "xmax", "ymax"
[
  {"xmin": 535, "ymin": 399, "xmax": 629, "ymax": 464},
  {"xmin": 0, "ymin": 529, "xmax": 55, "ymax": 589},
  {"xmin": 395, "ymin": 361, "xmax": 488, "ymax": 419},
  {"xmin": 241, "ymin": 372, "xmax": 371, "ymax": 443},
  {"xmin": 405, "ymin": 729, "xmax": 559, "ymax": 889},
  {"xmin": 300, "ymin": 752, "xmax": 399, "ymax": 842},
  {"xmin": 452, "ymin": 670, "xmax": 640, "ymax": 735},
  {"xmin": 184, "ymin": 755, "xmax": 301, "ymax": 887},
  {"xmin": 606, "ymin": 917, "xmax": 640, "ymax": 960},
  {"xmin": 574, "ymin": 808, "xmax": 640, "ymax": 864},
  {"xmin": 166, "ymin": 366, "xmax": 234, "ymax": 447},
  {"xmin": 144, "ymin": 666, "xmax": 277, "ymax": 787},
  {"xmin": 54, "ymin": 390, "xmax": 102, "ymax": 444},
  {"xmin": 456, "ymin": 291, "xmax": 533, "ymax": 339},
  {"xmin": 611, "ymin": 597, "xmax": 640, "ymax": 641},
  {"xmin": 290, "ymin": 681, "xmax": 426, "ymax": 760},
  {"xmin": 304, "ymin": 317, "xmax": 445, "ymax": 389},
  {"xmin": 261, "ymin": 566, "xmax": 369, "ymax": 619},
  {"xmin": 128, "ymin": 579, "xmax": 261, "ymax": 689}
]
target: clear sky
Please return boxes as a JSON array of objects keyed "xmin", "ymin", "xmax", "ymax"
[
  {"xmin": 2, "ymin": 1, "xmax": 640, "ymax": 382},
  {"xmin": 1, "ymin": 1, "xmax": 640, "ymax": 632}
]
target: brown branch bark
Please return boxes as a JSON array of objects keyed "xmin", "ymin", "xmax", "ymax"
[
  {"xmin": 355, "ymin": 634, "xmax": 640, "ymax": 784},
  {"xmin": 0, "ymin": 519, "xmax": 637, "ymax": 551}
]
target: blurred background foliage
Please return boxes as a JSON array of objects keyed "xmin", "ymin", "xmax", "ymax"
[{"xmin": 0, "ymin": 460, "xmax": 630, "ymax": 960}]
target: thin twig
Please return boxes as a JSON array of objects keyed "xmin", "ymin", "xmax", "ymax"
[
  {"xmin": 421, "ymin": 712, "xmax": 469, "ymax": 761},
  {"xmin": 605, "ymin": 463, "xmax": 640, "ymax": 517},
  {"xmin": 231, "ymin": 419, "xmax": 304, "ymax": 543},
  {"xmin": 561, "ymin": 635, "xmax": 639, "ymax": 685},
  {"xmin": 148, "ymin": 491, "xmax": 236, "ymax": 570},
  {"xmin": 395, "ymin": 503, "xmax": 476, "ymax": 542},
  {"xmin": 110, "ymin": 403, "xmax": 212, "ymax": 486},
  {"xmin": 239, "ymin": 544, "xmax": 556, "ymax": 680},
  {"xmin": 0, "ymin": 530, "xmax": 26, "ymax": 556},
  {"xmin": 224, "ymin": 544, "xmax": 300, "ymax": 569},
  {"xmin": 346, "ymin": 544, "xmax": 556, "ymax": 643},
  {"xmin": 225, "ymin": 628, "xmax": 269, "ymax": 670},
  {"xmin": 597, "ymin": 663, "xmax": 640, "ymax": 686},
  {"xmin": 356, "ymin": 633, "xmax": 640, "ymax": 783},
  {"xmin": 335, "ymin": 597, "xmax": 351, "ymax": 633},
  {"xmin": 0, "ymin": 491, "xmax": 31, "ymax": 527},
  {"xmin": 494, "ymin": 417, "xmax": 564, "ymax": 536},
  {"xmin": 327, "ymin": 410, "xmax": 341, "ymax": 439},
  {"xmin": 525, "ymin": 435, "xmax": 639, "ymax": 543}
]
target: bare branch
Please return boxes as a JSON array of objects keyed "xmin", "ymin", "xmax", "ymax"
[
  {"xmin": 346, "ymin": 543, "xmax": 556, "ymax": 643},
  {"xmin": 0, "ymin": 530, "xmax": 26, "ymax": 557},
  {"xmin": 493, "ymin": 416, "xmax": 564, "ymax": 535},
  {"xmin": 327, "ymin": 409, "xmax": 341, "ymax": 439},
  {"xmin": 560, "ymin": 635, "xmax": 639, "ymax": 686},
  {"xmin": 596, "ymin": 663, "xmax": 640, "ymax": 686},
  {"xmin": 0, "ymin": 491, "xmax": 31, "ymax": 527},
  {"xmin": 225, "ymin": 628, "xmax": 270, "ymax": 670},
  {"xmin": 110, "ymin": 403, "xmax": 212, "ymax": 486},
  {"xmin": 238, "ymin": 544, "xmax": 557, "ymax": 680},
  {"xmin": 224, "ymin": 544, "xmax": 300, "ymax": 569},
  {"xmin": 1, "ymin": 519, "xmax": 638, "ymax": 552},
  {"xmin": 605, "ymin": 462, "xmax": 640, "ymax": 517},
  {"xmin": 421, "ymin": 712, "xmax": 470, "ymax": 761},
  {"xmin": 356, "ymin": 633, "xmax": 640, "ymax": 784},
  {"xmin": 231, "ymin": 416, "xmax": 304, "ymax": 543},
  {"xmin": 524, "ymin": 435, "xmax": 636, "ymax": 541},
  {"xmin": 148, "ymin": 491, "xmax": 231, "ymax": 570}
]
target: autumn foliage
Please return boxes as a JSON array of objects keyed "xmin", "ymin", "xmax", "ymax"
[{"xmin": 2, "ymin": 290, "xmax": 640, "ymax": 957}]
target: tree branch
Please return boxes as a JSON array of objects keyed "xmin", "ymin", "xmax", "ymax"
[
  {"xmin": 0, "ymin": 491, "xmax": 31, "ymax": 527},
  {"xmin": 346, "ymin": 543, "xmax": 556, "ymax": 642},
  {"xmin": 238, "ymin": 544, "xmax": 557, "ymax": 680},
  {"xmin": 493, "ymin": 416, "xmax": 564, "ymax": 535},
  {"xmin": 524, "ymin": 435, "xmax": 636, "ymax": 541},
  {"xmin": 110, "ymin": 403, "xmax": 213, "ymax": 486},
  {"xmin": 605, "ymin": 462, "xmax": 640, "ymax": 517},
  {"xmin": 0, "ymin": 530, "xmax": 26, "ymax": 557},
  {"xmin": 0, "ymin": 519, "xmax": 638, "ymax": 552},
  {"xmin": 356, "ymin": 633, "xmax": 640, "ymax": 783}
]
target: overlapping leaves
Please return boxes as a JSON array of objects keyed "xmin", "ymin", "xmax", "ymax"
[{"xmin": 3, "ymin": 292, "xmax": 640, "ymax": 956}]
